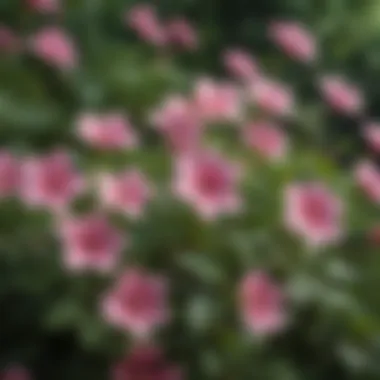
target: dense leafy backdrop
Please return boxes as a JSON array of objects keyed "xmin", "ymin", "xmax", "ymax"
[{"xmin": 1, "ymin": 1, "xmax": 380, "ymax": 379}]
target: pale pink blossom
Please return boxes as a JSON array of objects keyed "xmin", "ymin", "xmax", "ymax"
[
  {"xmin": 173, "ymin": 150, "xmax": 242, "ymax": 220},
  {"xmin": 354, "ymin": 160, "xmax": 380, "ymax": 203},
  {"xmin": 239, "ymin": 271, "xmax": 286, "ymax": 335},
  {"xmin": 223, "ymin": 49, "xmax": 260, "ymax": 80},
  {"xmin": 21, "ymin": 150, "xmax": 83, "ymax": 210},
  {"xmin": 126, "ymin": 4, "xmax": 166, "ymax": 46},
  {"xmin": 0, "ymin": 25, "xmax": 20, "ymax": 53},
  {"xmin": 151, "ymin": 95, "xmax": 202, "ymax": 153},
  {"xmin": 0, "ymin": 151, "xmax": 20, "ymax": 198},
  {"xmin": 243, "ymin": 121, "xmax": 288, "ymax": 161},
  {"xmin": 30, "ymin": 27, "xmax": 77, "ymax": 69},
  {"xmin": 26, "ymin": 0, "xmax": 60, "ymax": 13},
  {"xmin": 319, "ymin": 76, "xmax": 364, "ymax": 115},
  {"xmin": 250, "ymin": 78, "xmax": 294, "ymax": 117},
  {"xmin": 193, "ymin": 78, "xmax": 242, "ymax": 123},
  {"xmin": 102, "ymin": 268, "xmax": 169, "ymax": 336},
  {"xmin": 363, "ymin": 122, "xmax": 380, "ymax": 153},
  {"xmin": 284, "ymin": 182, "xmax": 344, "ymax": 246},
  {"xmin": 77, "ymin": 112, "xmax": 138, "ymax": 150},
  {"xmin": 113, "ymin": 345, "xmax": 182, "ymax": 380},
  {"xmin": 165, "ymin": 18, "xmax": 198, "ymax": 50},
  {"xmin": 269, "ymin": 21, "xmax": 316, "ymax": 63},
  {"xmin": 99, "ymin": 169, "xmax": 154, "ymax": 218},
  {"xmin": 58, "ymin": 214, "xmax": 125, "ymax": 272},
  {"xmin": 1, "ymin": 366, "xmax": 31, "ymax": 380}
]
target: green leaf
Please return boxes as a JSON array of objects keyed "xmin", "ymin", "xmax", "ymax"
[
  {"xmin": 177, "ymin": 252, "xmax": 226, "ymax": 284},
  {"xmin": 185, "ymin": 295, "xmax": 218, "ymax": 332},
  {"xmin": 46, "ymin": 299, "xmax": 85, "ymax": 329}
]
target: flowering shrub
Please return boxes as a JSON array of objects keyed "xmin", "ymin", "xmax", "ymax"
[{"xmin": 1, "ymin": 1, "xmax": 380, "ymax": 379}]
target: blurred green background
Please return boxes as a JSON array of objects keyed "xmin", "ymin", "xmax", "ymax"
[{"xmin": 1, "ymin": 0, "xmax": 380, "ymax": 379}]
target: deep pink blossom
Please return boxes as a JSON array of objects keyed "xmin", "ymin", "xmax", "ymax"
[
  {"xmin": 112, "ymin": 345, "xmax": 182, "ymax": 380},
  {"xmin": 102, "ymin": 268, "xmax": 169, "ymax": 336},
  {"xmin": 250, "ymin": 78, "xmax": 294, "ymax": 117},
  {"xmin": 26, "ymin": 0, "xmax": 60, "ymax": 13},
  {"xmin": 243, "ymin": 121, "xmax": 288, "ymax": 161},
  {"xmin": 363, "ymin": 122, "xmax": 380, "ymax": 153},
  {"xmin": 239, "ymin": 271, "xmax": 286, "ymax": 335},
  {"xmin": 354, "ymin": 160, "xmax": 380, "ymax": 203},
  {"xmin": 30, "ymin": 27, "xmax": 77, "ymax": 69},
  {"xmin": 151, "ymin": 95, "xmax": 203, "ymax": 153},
  {"xmin": 165, "ymin": 18, "xmax": 198, "ymax": 50},
  {"xmin": 0, "ymin": 151, "xmax": 20, "ymax": 198},
  {"xmin": 58, "ymin": 214, "xmax": 125, "ymax": 272},
  {"xmin": 0, "ymin": 366, "xmax": 31, "ymax": 380},
  {"xmin": 173, "ymin": 150, "xmax": 242, "ymax": 220},
  {"xmin": 223, "ymin": 49, "xmax": 260, "ymax": 80},
  {"xmin": 284, "ymin": 182, "xmax": 344, "ymax": 246},
  {"xmin": 0, "ymin": 25, "xmax": 20, "ymax": 53},
  {"xmin": 77, "ymin": 112, "xmax": 138, "ymax": 150},
  {"xmin": 269, "ymin": 21, "xmax": 316, "ymax": 63},
  {"xmin": 99, "ymin": 169, "xmax": 154, "ymax": 218},
  {"xmin": 319, "ymin": 76, "xmax": 363, "ymax": 115},
  {"xmin": 126, "ymin": 4, "xmax": 166, "ymax": 46},
  {"xmin": 21, "ymin": 151, "xmax": 83, "ymax": 210},
  {"xmin": 193, "ymin": 78, "xmax": 242, "ymax": 123}
]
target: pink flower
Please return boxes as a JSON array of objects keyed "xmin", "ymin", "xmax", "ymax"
[
  {"xmin": 284, "ymin": 182, "xmax": 344, "ymax": 246},
  {"xmin": 151, "ymin": 95, "xmax": 203, "ymax": 153},
  {"xmin": 269, "ymin": 21, "xmax": 316, "ymax": 63},
  {"xmin": 250, "ymin": 78, "xmax": 294, "ymax": 117},
  {"xmin": 0, "ymin": 151, "xmax": 20, "ymax": 198},
  {"xmin": 0, "ymin": 25, "xmax": 20, "ymax": 53},
  {"xmin": 193, "ymin": 78, "xmax": 242, "ymax": 123},
  {"xmin": 223, "ymin": 49, "xmax": 260, "ymax": 80},
  {"xmin": 26, "ymin": 0, "xmax": 60, "ymax": 13},
  {"xmin": 58, "ymin": 214, "xmax": 125, "ymax": 272},
  {"xmin": 76, "ymin": 112, "xmax": 138, "ymax": 150},
  {"xmin": 243, "ymin": 121, "xmax": 288, "ymax": 161},
  {"xmin": 112, "ymin": 345, "xmax": 182, "ymax": 380},
  {"xmin": 21, "ymin": 151, "xmax": 84, "ymax": 210},
  {"xmin": 239, "ymin": 271, "xmax": 286, "ymax": 335},
  {"xmin": 319, "ymin": 76, "xmax": 363, "ymax": 115},
  {"xmin": 363, "ymin": 122, "xmax": 380, "ymax": 153},
  {"xmin": 354, "ymin": 160, "xmax": 380, "ymax": 203},
  {"xmin": 99, "ymin": 169, "xmax": 154, "ymax": 218},
  {"xmin": 165, "ymin": 18, "xmax": 198, "ymax": 50},
  {"xmin": 30, "ymin": 27, "xmax": 77, "ymax": 70},
  {"xmin": 102, "ymin": 268, "xmax": 169, "ymax": 336},
  {"xmin": 0, "ymin": 366, "xmax": 31, "ymax": 380},
  {"xmin": 173, "ymin": 150, "xmax": 242, "ymax": 220},
  {"xmin": 126, "ymin": 4, "xmax": 166, "ymax": 46}
]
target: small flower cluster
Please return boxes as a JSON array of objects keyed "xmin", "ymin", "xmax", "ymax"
[{"xmin": 127, "ymin": 4, "xmax": 198, "ymax": 50}]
